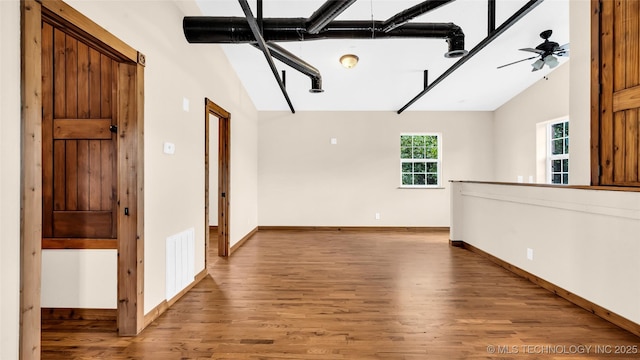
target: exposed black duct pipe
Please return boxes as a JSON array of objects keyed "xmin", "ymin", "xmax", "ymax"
[
  {"xmin": 252, "ymin": 42, "xmax": 323, "ymax": 93},
  {"xmin": 397, "ymin": 0, "xmax": 543, "ymax": 113},
  {"xmin": 382, "ymin": 0, "xmax": 456, "ymax": 33},
  {"xmin": 307, "ymin": 0, "xmax": 358, "ymax": 34},
  {"xmin": 184, "ymin": 18, "xmax": 467, "ymax": 58}
]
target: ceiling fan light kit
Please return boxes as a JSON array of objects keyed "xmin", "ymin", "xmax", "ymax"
[{"xmin": 498, "ymin": 29, "xmax": 569, "ymax": 72}]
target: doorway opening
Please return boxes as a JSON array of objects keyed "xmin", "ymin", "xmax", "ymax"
[{"xmin": 205, "ymin": 99, "xmax": 230, "ymax": 260}]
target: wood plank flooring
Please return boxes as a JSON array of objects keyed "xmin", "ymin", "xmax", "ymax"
[{"xmin": 42, "ymin": 230, "xmax": 640, "ymax": 359}]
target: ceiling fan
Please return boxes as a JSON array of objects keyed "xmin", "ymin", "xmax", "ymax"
[{"xmin": 497, "ymin": 29, "xmax": 569, "ymax": 71}]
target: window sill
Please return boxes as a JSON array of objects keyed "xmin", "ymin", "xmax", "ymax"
[{"xmin": 398, "ymin": 186, "xmax": 446, "ymax": 189}]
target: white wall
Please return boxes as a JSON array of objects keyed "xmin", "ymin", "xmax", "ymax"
[
  {"xmin": 568, "ymin": 0, "xmax": 592, "ymax": 185},
  {"xmin": 258, "ymin": 111, "xmax": 494, "ymax": 227},
  {"xmin": 209, "ymin": 118, "xmax": 219, "ymax": 227},
  {"xmin": 0, "ymin": 1, "xmax": 21, "ymax": 358},
  {"xmin": 493, "ymin": 63, "xmax": 570, "ymax": 183},
  {"xmin": 451, "ymin": 181, "xmax": 640, "ymax": 325}
]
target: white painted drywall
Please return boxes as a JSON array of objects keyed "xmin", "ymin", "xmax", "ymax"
[
  {"xmin": 209, "ymin": 117, "xmax": 219, "ymax": 227},
  {"xmin": 0, "ymin": 1, "xmax": 21, "ymax": 359},
  {"xmin": 41, "ymin": 250, "xmax": 118, "ymax": 308},
  {"xmin": 493, "ymin": 63, "xmax": 570, "ymax": 183},
  {"xmin": 258, "ymin": 111, "xmax": 494, "ymax": 226},
  {"xmin": 568, "ymin": 0, "xmax": 592, "ymax": 185}
]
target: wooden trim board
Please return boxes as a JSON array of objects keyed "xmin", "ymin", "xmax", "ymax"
[
  {"xmin": 258, "ymin": 226, "xmax": 450, "ymax": 232},
  {"xmin": 454, "ymin": 241, "xmax": 640, "ymax": 338},
  {"xmin": 143, "ymin": 269, "xmax": 208, "ymax": 327},
  {"xmin": 21, "ymin": 2, "xmax": 44, "ymax": 358},
  {"xmin": 230, "ymin": 227, "xmax": 258, "ymax": 255},
  {"xmin": 41, "ymin": 308, "xmax": 117, "ymax": 321}
]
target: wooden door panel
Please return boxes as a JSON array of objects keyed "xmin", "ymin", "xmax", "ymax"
[
  {"xmin": 52, "ymin": 211, "xmax": 113, "ymax": 238},
  {"xmin": 54, "ymin": 118, "xmax": 113, "ymax": 139},
  {"xmin": 65, "ymin": 139, "xmax": 78, "ymax": 210},
  {"xmin": 43, "ymin": 20, "xmax": 118, "ymax": 243},
  {"xmin": 599, "ymin": 0, "xmax": 640, "ymax": 186}
]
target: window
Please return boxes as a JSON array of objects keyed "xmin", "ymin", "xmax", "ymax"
[
  {"xmin": 401, "ymin": 134, "xmax": 441, "ymax": 187},
  {"xmin": 548, "ymin": 120, "xmax": 569, "ymax": 184}
]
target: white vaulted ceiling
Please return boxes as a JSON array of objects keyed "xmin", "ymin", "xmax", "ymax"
[{"xmin": 191, "ymin": 0, "xmax": 570, "ymax": 112}]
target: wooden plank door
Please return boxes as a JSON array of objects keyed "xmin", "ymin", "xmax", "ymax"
[
  {"xmin": 598, "ymin": 0, "xmax": 640, "ymax": 186},
  {"xmin": 42, "ymin": 21, "xmax": 118, "ymax": 248}
]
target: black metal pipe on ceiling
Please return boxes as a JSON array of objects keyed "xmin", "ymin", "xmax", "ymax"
[
  {"xmin": 382, "ymin": 0, "xmax": 456, "ymax": 33},
  {"xmin": 252, "ymin": 42, "xmax": 323, "ymax": 93},
  {"xmin": 307, "ymin": 0, "xmax": 358, "ymax": 34},
  {"xmin": 183, "ymin": 17, "xmax": 467, "ymax": 57},
  {"xmin": 397, "ymin": 0, "xmax": 544, "ymax": 113},
  {"xmin": 237, "ymin": 0, "xmax": 295, "ymax": 113}
]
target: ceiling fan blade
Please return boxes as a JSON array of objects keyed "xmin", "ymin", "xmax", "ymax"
[
  {"xmin": 558, "ymin": 43, "xmax": 570, "ymax": 51},
  {"xmin": 519, "ymin": 47, "xmax": 545, "ymax": 54},
  {"xmin": 554, "ymin": 49, "xmax": 570, "ymax": 57},
  {"xmin": 497, "ymin": 56, "xmax": 538, "ymax": 69}
]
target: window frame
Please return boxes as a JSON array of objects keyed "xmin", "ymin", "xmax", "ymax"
[
  {"xmin": 400, "ymin": 133, "xmax": 442, "ymax": 188},
  {"xmin": 547, "ymin": 119, "xmax": 569, "ymax": 185}
]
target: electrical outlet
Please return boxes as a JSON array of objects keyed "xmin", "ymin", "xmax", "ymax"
[
  {"xmin": 527, "ymin": 248, "xmax": 534, "ymax": 261},
  {"xmin": 375, "ymin": 212, "xmax": 380, "ymax": 220}
]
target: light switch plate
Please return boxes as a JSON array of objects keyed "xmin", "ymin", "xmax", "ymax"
[{"xmin": 163, "ymin": 142, "xmax": 175, "ymax": 155}]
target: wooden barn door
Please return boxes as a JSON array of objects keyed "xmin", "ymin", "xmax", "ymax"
[
  {"xmin": 595, "ymin": 0, "xmax": 640, "ymax": 186},
  {"xmin": 42, "ymin": 21, "xmax": 118, "ymax": 249}
]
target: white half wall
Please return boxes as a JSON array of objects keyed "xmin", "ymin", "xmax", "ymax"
[
  {"xmin": 451, "ymin": 181, "xmax": 640, "ymax": 325},
  {"xmin": 1, "ymin": 1, "xmax": 21, "ymax": 359},
  {"xmin": 258, "ymin": 111, "xmax": 494, "ymax": 227}
]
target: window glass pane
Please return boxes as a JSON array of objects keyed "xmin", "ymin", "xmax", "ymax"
[
  {"xmin": 564, "ymin": 121, "xmax": 569, "ymax": 136},
  {"xmin": 426, "ymin": 162, "xmax": 437, "ymax": 173},
  {"xmin": 552, "ymin": 123, "xmax": 563, "ymax": 139},
  {"xmin": 414, "ymin": 162, "xmax": 426, "ymax": 173},
  {"xmin": 425, "ymin": 136, "xmax": 438, "ymax": 159},
  {"xmin": 402, "ymin": 162, "xmax": 413, "ymax": 173},
  {"xmin": 552, "ymin": 174, "xmax": 562, "ymax": 184},
  {"xmin": 552, "ymin": 139, "xmax": 563, "ymax": 155},
  {"xmin": 562, "ymin": 159, "xmax": 569, "ymax": 172},
  {"xmin": 426, "ymin": 174, "xmax": 438, "ymax": 185},
  {"xmin": 562, "ymin": 174, "xmax": 569, "ymax": 184},
  {"xmin": 401, "ymin": 135, "xmax": 412, "ymax": 147},
  {"xmin": 414, "ymin": 174, "xmax": 426, "ymax": 185},
  {"xmin": 413, "ymin": 147, "xmax": 425, "ymax": 159},
  {"xmin": 552, "ymin": 159, "xmax": 561, "ymax": 172},
  {"xmin": 413, "ymin": 135, "xmax": 426, "ymax": 146},
  {"xmin": 401, "ymin": 147, "xmax": 412, "ymax": 159},
  {"xmin": 402, "ymin": 173, "xmax": 413, "ymax": 185},
  {"xmin": 564, "ymin": 138, "xmax": 569, "ymax": 154}
]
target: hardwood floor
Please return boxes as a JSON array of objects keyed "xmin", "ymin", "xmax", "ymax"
[{"xmin": 42, "ymin": 230, "xmax": 639, "ymax": 359}]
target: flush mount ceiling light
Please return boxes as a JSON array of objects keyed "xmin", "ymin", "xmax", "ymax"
[{"xmin": 340, "ymin": 54, "xmax": 359, "ymax": 69}]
